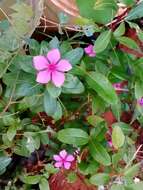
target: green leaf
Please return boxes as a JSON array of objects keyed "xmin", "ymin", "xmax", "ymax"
[
  {"xmin": 52, "ymin": 101, "xmax": 63, "ymax": 121},
  {"xmin": 57, "ymin": 128, "xmax": 89, "ymax": 146},
  {"xmin": 21, "ymin": 175, "xmax": 41, "ymax": 185},
  {"xmin": 86, "ymin": 71, "xmax": 118, "ymax": 105},
  {"xmin": 89, "ymin": 140, "xmax": 111, "ymax": 166},
  {"xmin": 90, "ymin": 173, "xmax": 110, "ymax": 186},
  {"xmin": 87, "ymin": 115, "xmax": 104, "ymax": 127},
  {"xmin": 125, "ymin": 1, "xmax": 143, "ymax": 21},
  {"xmin": 40, "ymin": 133, "xmax": 49, "ymax": 145},
  {"xmin": 64, "ymin": 48, "xmax": 83, "ymax": 65},
  {"xmin": 112, "ymin": 151, "xmax": 123, "ymax": 167},
  {"xmin": 126, "ymin": 182, "xmax": 143, "ymax": 190},
  {"xmin": 114, "ymin": 22, "xmax": 125, "ymax": 37},
  {"xmin": 124, "ymin": 163, "xmax": 141, "ymax": 177},
  {"xmin": 7, "ymin": 125, "xmax": 17, "ymax": 141},
  {"xmin": 2, "ymin": 114, "xmax": 15, "ymax": 126},
  {"xmin": 39, "ymin": 177, "xmax": 50, "ymax": 190},
  {"xmin": 138, "ymin": 31, "xmax": 143, "ymax": 41},
  {"xmin": 111, "ymin": 102, "xmax": 121, "ymax": 121},
  {"xmin": 117, "ymin": 36, "xmax": 139, "ymax": 50},
  {"xmin": 76, "ymin": 0, "xmax": 118, "ymax": 24},
  {"xmin": 62, "ymin": 74, "xmax": 84, "ymax": 94},
  {"xmin": 19, "ymin": 55, "xmax": 35, "ymax": 74},
  {"xmin": 46, "ymin": 83, "xmax": 61, "ymax": 98},
  {"xmin": 135, "ymin": 80, "xmax": 143, "ymax": 99},
  {"xmin": 94, "ymin": 30, "xmax": 112, "ymax": 53},
  {"xmin": 94, "ymin": 0, "xmax": 117, "ymax": 10},
  {"xmin": 0, "ymin": 157, "xmax": 12, "ymax": 175},
  {"xmin": 43, "ymin": 91, "xmax": 58, "ymax": 116},
  {"xmin": 118, "ymin": 0, "xmax": 135, "ymax": 6},
  {"xmin": 112, "ymin": 122, "xmax": 133, "ymax": 135},
  {"xmin": 112, "ymin": 125, "xmax": 125, "ymax": 149},
  {"xmin": 49, "ymin": 36, "xmax": 60, "ymax": 49},
  {"xmin": 45, "ymin": 164, "xmax": 58, "ymax": 174},
  {"xmin": 67, "ymin": 172, "xmax": 77, "ymax": 183},
  {"xmin": 111, "ymin": 184, "xmax": 125, "ymax": 190}
]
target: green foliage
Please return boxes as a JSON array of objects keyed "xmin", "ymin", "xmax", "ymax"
[
  {"xmin": 57, "ymin": 128, "xmax": 89, "ymax": 146},
  {"xmin": 90, "ymin": 173, "xmax": 110, "ymax": 186},
  {"xmin": 112, "ymin": 125, "xmax": 125, "ymax": 149},
  {"xmin": 76, "ymin": 0, "xmax": 118, "ymax": 24},
  {"xmin": 94, "ymin": 30, "xmax": 112, "ymax": 53},
  {"xmin": 86, "ymin": 71, "xmax": 118, "ymax": 105},
  {"xmin": 89, "ymin": 140, "xmax": 111, "ymax": 166}
]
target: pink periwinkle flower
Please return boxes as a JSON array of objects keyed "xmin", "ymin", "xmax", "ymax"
[
  {"xmin": 84, "ymin": 44, "xmax": 96, "ymax": 57},
  {"xmin": 107, "ymin": 140, "xmax": 113, "ymax": 148},
  {"xmin": 138, "ymin": 97, "xmax": 143, "ymax": 106},
  {"xmin": 53, "ymin": 150, "xmax": 75, "ymax": 170},
  {"xmin": 113, "ymin": 83, "xmax": 122, "ymax": 90},
  {"xmin": 33, "ymin": 49, "xmax": 72, "ymax": 87}
]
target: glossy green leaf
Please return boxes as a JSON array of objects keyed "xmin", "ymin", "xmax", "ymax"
[
  {"xmin": 135, "ymin": 80, "xmax": 143, "ymax": 99},
  {"xmin": 39, "ymin": 177, "xmax": 50, "ymax": 190},
  {"xmin": 21, "ymin": 175, "xmax": 41, "ymax": 185},
  {"xmin": 43, "ymin": 91, "xmax": 58, "ymax": 116},
  {"xmin": 0, "ymin": 157, "xmax": 12, "ymax": 175},
  {"xmin": 125, "ymin": 1, "xmax": 143, "ymax": 21},
  {"xmin": 111, "ymin": 184, "xmax": 125, "ymax": 190},
  {"xmin": 76, "ymin": 0, "xmax": 118, "ymax": 24},
  {"xmin": 112, "ymin": 122, "xmax": 133, "ymax": 135},
  {"xmin": 124, "ymin": 163, "xmax": 141, "ymax": 177},
  {"xmin": 126, "ymin": 182, "xmax": 143, "ymax": 190},
  {"xmin": 57, "ymin": 128, "xmax": 89, "ymax": 146},
  {"xmin": 49, "ymin": 36, "xmax": 60, "ymax": 49},
  {"xmin": 90, "ymin": 173, "xmax": 110, "ymax": 186},
  {"xmin": 112, "ymin": 125, "xmax": 125, "ymax": 149},
  {"xmin": 114, "ymin": 22, "xmax": 125, "ymax": 37},
  {"xmin": 86, "ymin": 72, "xmax": 118, "ymax": 105},
  {"xmin": 64, "ymin": 48, "xmax": 83, "ymax": 65},
  {"xmin": 89, "ymin": 140, "xmax": 111, "ymax": 166},
  {"xmin": 94, "ymin": 30, "xmax": 112, "ymax": 53},
  {"xmin": 7, "ymin": 125, "xmax": 17, "ymax": 141},
  {"xmin": 67, "ymin": 172, "xmax": 77, "ymax": 183},
  {"xmin": 117, "ymin": 36, "xmax": 139, "ymax": 50},
  {"xmin": 62, "ymin": 74, "xmax": 84, "ymax": 94},
  {"xmin": 46, "ymin": 83, "xmax": 61, "ymax": 98}
]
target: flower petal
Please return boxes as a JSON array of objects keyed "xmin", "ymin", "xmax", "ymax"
[
  {"xmin": 33, "ymin": 56, "xmax": 48, "ymax": 71},
  {"xmin": 47, "ymin": 49, "xmax": 60, "ymax": 64},
  {"xmin": 54, "ymin": 161, "xmax": 63, "ymax": 168},
  {"xmin": 36, "ymin": 70, "xmax": 51, "ymax": 84},
  {"xmin": 84, "ymin": 45, "xmax": 93, "ymax": 54},
  {"xmin": 53, "ymin": 155, "xmax": 62, "ymax": 161},
  {"xmin": 89, "ymin": 52, "xmax": 96, "ymax": 57},
  {"xmin": 63, "ymin": 162, "xmax": 71, "ymax": 170},
  {"xmin": 52, "ymin": 71, "xmax": 65, "ymax": 87},
  {"xmin": 59, "ymin": 150, "xmax": 67, "ymax": 159},
  {"xmin": 66, "ymin": 155, "xmax": 75, "ymax": 162},
  {"xmin": 56, "ymin": 59, "xmax": 72, "ymax": 72}
]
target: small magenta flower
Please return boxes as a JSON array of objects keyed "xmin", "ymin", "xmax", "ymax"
[
  {"xmin": 53, "ymin": 150, "xmax": 75, "ymax": 170},
  {"xmin": 113, "ymin": 83, "xmax": 122, "ymax": 90},
  {"xmin": 107, "ymin": 140, "xmax": 113, "ymax": 148},
  {"xmin": 138, "ymin": 97, "xmax": 143, "ymax": 106},
  {"xmin": 113, "ymin": 82, "xmax": 129, "ymax": 92},
  {"xmin": 33, "ymin": 49, "xmax": 72, "ymax": 87},
  {"xmin": 84, "ymin": 44, "xmax": 96, "ymax": 57}
]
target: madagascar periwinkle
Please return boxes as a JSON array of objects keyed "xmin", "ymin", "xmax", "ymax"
[
  {"xmin": 33, "ymin": 49, "xmax": 72, "ymax": 87},
  {"xmin": 53, "ymin": 150, "xmax": 75, "ymax": 170},
  {"xmin": 84, "ymin": 44, "xmax": 96, "ymax": 57},
  {"xmin": 138, "ymin": 97, "xmax": 143, "ymax": 106}
]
